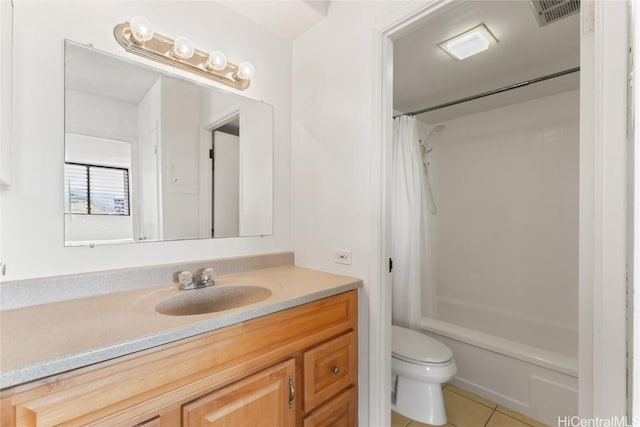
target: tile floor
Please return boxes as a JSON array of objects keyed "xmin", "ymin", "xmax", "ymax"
[{"xmin": 391, "ymin": 384, "xmax": 549, "ymax": 427}]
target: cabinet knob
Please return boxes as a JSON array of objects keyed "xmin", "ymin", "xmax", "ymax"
[{"xmin": 331, "ymin": 366, "xmax": 340, "ymax": 374}]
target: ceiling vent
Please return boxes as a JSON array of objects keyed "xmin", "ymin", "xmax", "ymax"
[{"xmin": 528, "ymin": 0, "xmax": 580, "ymax": 27}]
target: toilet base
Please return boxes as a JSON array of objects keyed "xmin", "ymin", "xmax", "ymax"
[{"xmin": 392, "ymin": 375, "xmax": 447, "ymax": 426}]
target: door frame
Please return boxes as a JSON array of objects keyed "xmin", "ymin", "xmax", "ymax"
[
  {"xmin": 197, "ymin": 109, "xmax": 240, "ymax": 239},
  {"xmin": 371, "ymin": 0, "xmax": 629, "ymax": 423}
]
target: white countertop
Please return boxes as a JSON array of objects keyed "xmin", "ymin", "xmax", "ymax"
[{"xmin": 0, "ymin": 265, "xmax": 361, "ymax": 389}]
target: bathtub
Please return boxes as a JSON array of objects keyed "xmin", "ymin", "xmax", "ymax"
[{"xmin": 420, "ymin": 298, "xmax": 578, "ymax": 426}]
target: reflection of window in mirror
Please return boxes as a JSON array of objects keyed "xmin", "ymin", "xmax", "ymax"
[
  {"xmin": 63, "ymin": 132, "xmax": 134, "ymax": 245},
  {"xmin": 64, "ymin": 163, "xmax": 131, "ymax": 216}
]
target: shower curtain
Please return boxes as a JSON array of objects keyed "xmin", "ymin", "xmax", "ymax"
[{"xmin": 391, "ymin": 115, "xmax": 430, "ymax": 330}]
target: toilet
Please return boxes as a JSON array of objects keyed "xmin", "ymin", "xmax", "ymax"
[{"xmin": 391, "ymin": 325, "xmax": 457, "ymax": 426}]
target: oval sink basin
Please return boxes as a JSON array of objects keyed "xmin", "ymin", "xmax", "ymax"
[{"xmin": 155, "ymin": 286, "xmax": 272, "ymax": 316}]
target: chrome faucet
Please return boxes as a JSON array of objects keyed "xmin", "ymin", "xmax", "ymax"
[{"xmin": 178, "ymin": 268, "xmax": 216, "ymax": 290}]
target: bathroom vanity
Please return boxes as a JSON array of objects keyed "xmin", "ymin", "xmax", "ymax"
[{"xmin": 0, "ymin": 264, "xmax": 360, "ymax": 427}]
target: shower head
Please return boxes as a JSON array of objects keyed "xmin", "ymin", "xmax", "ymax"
[
  {"xmin": 422, "ymin": 124, "xmax": 445, "ymax": 153},
  {"xmin": 425, "ymin": 124, "xmax": 445, "ymax": 141}
]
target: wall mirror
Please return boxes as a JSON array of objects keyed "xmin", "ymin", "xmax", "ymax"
[{"xmin": 64, "ymin": 41, "xmax": 273, "ymax": 246}]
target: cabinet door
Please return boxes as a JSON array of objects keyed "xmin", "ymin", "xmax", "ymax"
[
  {"xmin": 183, "ymin": 359, "xmax": 296, "ymax": 427},
  {"xmin": 304, "ymin": 387, "xmax": 356, "ymax": 427}
]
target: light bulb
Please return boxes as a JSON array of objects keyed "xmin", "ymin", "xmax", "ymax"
[
  {"xmin": 236, "ymin": 61, "xmax": 255, "ymax": 81},
  {"xmin": 172, "ymin": 36, "xmax": 195, "ymax": 59},
  {"xmin": 207, "ymin": 50, "xmax": 227, "ymax": 71},
  {"xmin": 129, "ymin": 16, "xmax": 154, "ymax": 43}
]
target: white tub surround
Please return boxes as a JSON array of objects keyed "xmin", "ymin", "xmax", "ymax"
[
  {"xmin": 0, "ymin": 264, "xmax": 361, "ymax": 389},
  {"xmin": 435, "ymin": 296, "xmax": 577, "ymax": 366},
  {"xmin": 418, "ymin": 90, "xmax": 579, "ymax": 333},
  {"xmin": 412, "ymin": 89, "xmax": 579, "ymax": 426},
  {"xmin": 422, "ymin": 317, "xmax": 577, "ymax": 426}
]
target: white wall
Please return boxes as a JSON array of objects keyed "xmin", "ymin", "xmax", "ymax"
[
  {"xmin": 291, "ymin": 2, "xmax": 423, "ymax": 425},
  {"xmin": 634, "ymin": 0, "xmax": 640, "ymax": 419},
  {"xmin": 160, "ymin": 77, "xmax": 201, "ymax": 240},
  {"xmin": 65, "ymin": 89, "xmax": 138, "ymax": 143},
  {"xmin": 420, "ymin": 90, "xmax": 579, "ymax": 334},
  {"xmin": 64, "ymin": 214, "xmax": 133, "ymax": 244},
  {"xmin": 1, "ymin": 1, "xmax": 292, "ymax": 281},
  {"xmin": 65, "ymin": 134, "xmax": 132, "ymax": 169},
  {"xmin": 1, "ymin": 0, "xmax": 12, "ymax": 188},
  {"xmin": 292, "ymin": 0, "xmax": 417, "ymax": 274},
  {"xmin": 238, "ymin": 99, "xmax": 273, "ymax": 236},
  {"xmin": 135, "ymin": 77, "xmax": 162, "ymax": 242}
]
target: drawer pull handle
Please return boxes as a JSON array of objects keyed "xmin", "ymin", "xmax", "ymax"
[
  {"xmin": 331, "ymin": 366, "xmax": 340, "ymax": 374},
  {"xmin": 288, "ymin": 375, "xmax": 295, "ymax": 409}
]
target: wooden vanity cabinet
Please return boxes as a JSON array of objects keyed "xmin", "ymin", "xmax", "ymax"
[{"xmin": 0, "ymin": 290, "xmax": 357, "ymax": 427}]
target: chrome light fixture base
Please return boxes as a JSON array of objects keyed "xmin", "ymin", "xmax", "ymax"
[{"xmin": 114, "ymin": 22, "xmax": 250, "ymax": 90}]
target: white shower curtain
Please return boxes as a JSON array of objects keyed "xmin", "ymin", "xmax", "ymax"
[{"xmin": 391, "ymin": 115, "xmax": 429, "ymax": 330}]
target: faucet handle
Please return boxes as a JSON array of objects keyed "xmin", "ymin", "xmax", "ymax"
[
  {"xmin": 201, "ymin": 267, "xmax": 216, "ymax": 283},
  {"xmin": 178, "ymin": 271, "xmax": 194, "ymax": 288}
]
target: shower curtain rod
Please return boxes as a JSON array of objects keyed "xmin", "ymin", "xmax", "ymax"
[{"xmin": 393, "ymin": 66, "xmax": 580, "ymax": 119}]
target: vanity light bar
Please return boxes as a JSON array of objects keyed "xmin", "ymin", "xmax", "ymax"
[{"xmin": 113, "ymin": 18, "xmax": 254, "ymax": 90}]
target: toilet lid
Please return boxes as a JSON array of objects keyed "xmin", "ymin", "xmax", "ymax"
[{"xmin": 392, "ymin": 325, "xmax": 453, "ymax": 364}]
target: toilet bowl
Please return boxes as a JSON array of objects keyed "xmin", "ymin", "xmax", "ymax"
[{"xmin": 391, "ymin": 325, "xmax": 457, "ymax": 426}]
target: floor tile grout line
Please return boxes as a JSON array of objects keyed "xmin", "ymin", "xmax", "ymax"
[
  {"xmin": 447, "ymin": 387, "xmax": 545, "ymax": 426},
  {"xmin": 494, "ymin": 407, "xmax": 540, "ymax": 427},
  {"xmin": 493, "ymin": 410, "xmax": 540, "ymax": 427},
  {"xmin": 445, "ymin": 385, "xmax": 497, "ymax": 410},
  {"xmin": 483, "ymin": 407, "xmax": 498, "ymax": 427},
  {"xmin": 394, "ymin": 385, "xmax": 544, "ymax": 427}
]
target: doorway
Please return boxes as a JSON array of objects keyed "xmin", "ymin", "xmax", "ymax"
[{"xmin": 375, "ymin": 0, "xmax": 629, "ymax": 423}]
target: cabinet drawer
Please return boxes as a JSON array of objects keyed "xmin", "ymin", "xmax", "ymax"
[
  {"xmin": 134, "ymin": 416, "xmax": 161, "ymax": 427},
  {"xmin": 304, "ymin": 387, "xmax": 356, "ymax": 427},
  {"xmin": 303, "ymin": 331, "xmax": 357, "ymax": 412}
]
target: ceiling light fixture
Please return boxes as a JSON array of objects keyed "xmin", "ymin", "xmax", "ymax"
[
  {"xmin": 438, "ymin": 24, "xmax": 498, "ymax": 61},
  {"xmin": 114, "ymin": 17, "xmax": 255, "ymax": 90}
]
